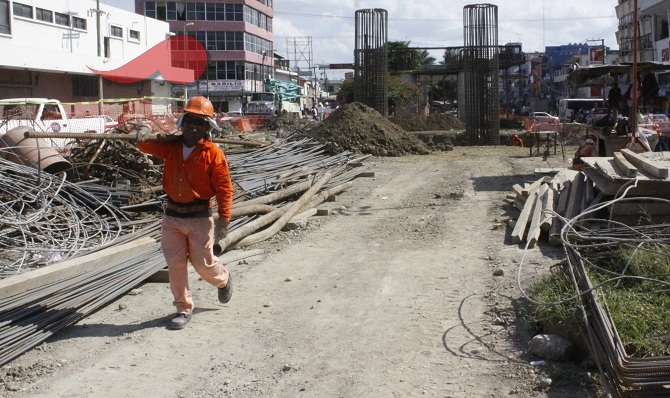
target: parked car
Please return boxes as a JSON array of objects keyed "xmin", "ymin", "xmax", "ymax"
[
  {"xmin": 643, "ymin": 114, "xmax": 670, "ymax": 134},
  {"xmin": 86, "ymin": 114, "xmax": 118, "ymax": 130},
  {"xmin": 586, "ymin": 108, "xmax": 614, "ymax": 127},
  {"xmin": 575, "ymin": 109, "xmax": 591, "ymax": 123},
  {"xmin": 530, "ymin": 111, "xmax": 559, "ymax": 123}
]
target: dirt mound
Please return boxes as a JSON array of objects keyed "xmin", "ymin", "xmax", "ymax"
[
  {"xmin": 303, "ymin": 102, "xmax": 430, "ymax": 157},
  {"xmin": 392, "ymin": 113, "xmax": 465, "ymax": 132},
  {"xmin": 217, "ymin": 121, "xmax": 239, "ymax": 136},
  {"xmin": 260, "ymin": 111, "xmax": 313, "ymax": 132}
]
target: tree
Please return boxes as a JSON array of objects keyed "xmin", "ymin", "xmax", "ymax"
[
  {"xmin": 416, "ymin": 50, "xmax": 436, "ymax": 68},
  {"xmin": 337, "ymin": 75, "xmax": 419, "ymax": 110},
  {"xmin": 388, "ymin": 41, "xmax": 435, "ymax": 72}
]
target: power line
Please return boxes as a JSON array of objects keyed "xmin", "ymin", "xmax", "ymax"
[{"xmin": 274, "ymin": 10, "xmax": 617, "ymax": 23}]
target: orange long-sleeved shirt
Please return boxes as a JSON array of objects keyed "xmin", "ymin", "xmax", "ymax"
[{"xmin": 137, "ymin": 139, "xmax": 233, "ymax": 221}]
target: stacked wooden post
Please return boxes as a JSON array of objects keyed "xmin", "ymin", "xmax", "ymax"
[
  {"xmin": 508, "ymin": 150, "xmax": 670, "ymax": 248},
  {"xmin": 508, "ymin": 169, "xmax": 580, "ymax": 248}
]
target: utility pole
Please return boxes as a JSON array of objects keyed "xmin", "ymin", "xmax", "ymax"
[
  {"xmin": 96, "ymin": 0, "xmax": 103, "ymax": 116},
  {"xmin": 632, "ymin": 0, "xmax": 639, "ymax": 138}
]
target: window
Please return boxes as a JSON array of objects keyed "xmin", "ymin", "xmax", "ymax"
[
  {"xmin": 104, "ymin": 36, "xmax": 111, "ymax": 57},
  {"xmin": 13, "ymin": 2, "xmax": 32, "ymax": 18},
  {"xmin": 224, "ymin": 4, "xmax": 243, "ymax": 21},
  {"xmin": 145, "ymin": 1, "xmax": 157, "ymax": 19},
  {"xmin": 657, "ymin": 17, "xmax": 669, "ymax": 41},
  {"xmin": 0, "ymin": 0, "xmax": 9, "ymax": 34},
  {"xmin": 72, "ymin": 16, "xmax": 86, "ymax": 30},
  {"xmin": 244, "ymin": 33, "xmax": 270, "ymax": 55},
  {"xmin": 110, "ymin": 25, "xmax": 123, "ymax": 38},
  {"xmin": 243, "ymin": 6, "xmax": 270, "ymax": 30},
  {"xmin": 166, "ymin": 1, "xmax": 177, "ymax": 20},
  {"xmin": 186, "ymin": 3, "xmax": 206, "ymax": 21},
  {"xmin": 146, "ymin": 1, "xmax": 167, "ymax": 21},
  {"xmin": 55, "ymin": 12, "xmax": 69, "ymax": 27},
  {"xmin": 213, "ymin": 60, "xmax": 245, "ymax": 80},
  {"xmin": 36, "ymin": 8, "xmax": 52, "ymax": 23},
  {"xmin": 72, "ymin": 75, "xmax": 99, "ymax": 97},
  {"xmin": 129, "ymin": 29, "xmax": 140, "ymax": 41},
  {"xmin": 195, "ymin": 30, "xmax": 244, "ymax": 51}
]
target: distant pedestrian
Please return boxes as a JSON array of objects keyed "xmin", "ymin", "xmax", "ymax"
[
  {"xmin": 572, "ymin": 133, "xmax": 598, "ymax": 171},
  {"xmin": 311, "ymin": 107, "xmax": 318, "ymax": 120},
  {"xmin": 118, "ymin": 103, "xmax": 131, "ymax": 131},
  {"xmin": 317, "ymin": 103, "xmax": 324, "ymax": 121}
]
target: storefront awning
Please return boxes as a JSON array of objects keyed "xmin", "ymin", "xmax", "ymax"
[{"xmin": 567, "ymin": 61, "xmax": 670, "ymax": 87}]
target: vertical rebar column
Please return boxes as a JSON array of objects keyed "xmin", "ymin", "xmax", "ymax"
[
  {"xmin": 463, "ymin": 4, "xmax": 500, "ymax": 145},
  {"xmin": 354, "ymin": 9, "xmax": 388, "ymax": 117}
]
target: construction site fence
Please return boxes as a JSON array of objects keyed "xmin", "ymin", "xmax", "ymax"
[
  {"xmin": 41, "ymin": 96, "xmax": 189, "ymax": 121},
  {"xmin": 1, "ymin": 97, "xmax": 264, "ymax": 134}
]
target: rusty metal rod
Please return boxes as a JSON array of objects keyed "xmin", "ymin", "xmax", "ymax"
[{"xmin": 23, "ymin": 131, "xmax": 269, "ymax": 148}]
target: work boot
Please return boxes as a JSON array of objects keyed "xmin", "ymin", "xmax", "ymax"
[
  {"xmin": 218, "ymin": 274, "xmax": 233, "ymax": 304},
  {"xmin": 170, "ymin": 313, "xmax": 192, "ymax": 330}
]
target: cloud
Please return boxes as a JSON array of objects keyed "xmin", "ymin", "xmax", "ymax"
[
  {"xmin": 275, "ymin": 0, "xmax": 619, "ymax": 66},
  {"xmin": 101, "ymin": 0, "xmax": 619, "ymax": 76}
]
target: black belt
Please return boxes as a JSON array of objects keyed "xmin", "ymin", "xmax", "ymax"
[{"xmin": 165, "ymin": 198, "xmax": 213, "ymax": 218}]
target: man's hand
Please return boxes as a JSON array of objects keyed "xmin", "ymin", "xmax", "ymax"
[
  {"xmin": 133, "ymin": 124, "xmax": 154, "ymax": 142},
  {"xmin": 213, "ymin": 219, "xmax": 229, "ymax": 255}
]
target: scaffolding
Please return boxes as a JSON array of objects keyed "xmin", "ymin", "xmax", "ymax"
[
  {"xmin": 286, "ymin": 37, "xmax": 314, "ymax": 106},
  {"xmin": 354, "ymin": 9, "xmax": 388, "ymax": 117}
]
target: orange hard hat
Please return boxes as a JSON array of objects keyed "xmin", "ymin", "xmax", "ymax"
[{"xmin": 184, "ymin": 96, "xmax": 214, "ymax": 118}]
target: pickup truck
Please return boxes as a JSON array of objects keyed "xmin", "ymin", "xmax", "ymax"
[{"xmin": 0, "ymin": 98, "xmax": 111, "ymax": 138}]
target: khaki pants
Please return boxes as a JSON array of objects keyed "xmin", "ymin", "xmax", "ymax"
[{"xmin": 161, "ymin": 215, "xmax": 229, "ymax": 314}]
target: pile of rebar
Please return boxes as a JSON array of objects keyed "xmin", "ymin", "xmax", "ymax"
[
  {"xmin": 0, "ymin": 134, "xmax": 371, "ymax": 367},
  {"xmin": 0, "ymin": 245, "xmax": 165, "ymax": 367},
  {"xmin": 561, "ymin": 200, "xmax": 670, "ymax": 398},
  {"xmin": 0, "ymin": 154, "xmax": 162, "ymax": 277}
]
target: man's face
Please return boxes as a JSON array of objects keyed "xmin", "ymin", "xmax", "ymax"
[{"xmin": 182, "ymin": 113, "xmax": 210, "ymax": 147}]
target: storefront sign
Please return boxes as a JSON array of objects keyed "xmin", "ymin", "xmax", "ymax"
[{"xmin": 200, "ymin": 80, "xmax": 245, "ymax": 92}]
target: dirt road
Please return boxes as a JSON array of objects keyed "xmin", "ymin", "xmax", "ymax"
[{"xmin": 2, "ymin": 146, "xmax": 600, "ymax": 397}]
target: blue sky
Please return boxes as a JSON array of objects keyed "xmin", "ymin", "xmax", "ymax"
[{"xmin": 101, "ymin": 0, "xmax": 619, "ymax": 79}]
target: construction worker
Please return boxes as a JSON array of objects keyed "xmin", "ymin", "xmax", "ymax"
[
  {"xmin": 511, "ymin": 134, "xmax": 524, "ymax": 147},
  {"xmin": 117, "ymin": 102, "xmax": 131, "ymax": 131},
  {"xmin": 572, "ymin": 133, "xmax": 599, "ymax": 171},
  {"xmin": 135, "ymin": 96, "xmax": 234, "ymax": 330}
]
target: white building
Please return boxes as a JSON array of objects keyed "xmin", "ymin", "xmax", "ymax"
[{"xmin": 0, "ymin": 0, "xmax": 174, "ymax": 116}]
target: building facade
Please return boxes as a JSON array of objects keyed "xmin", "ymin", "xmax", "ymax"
[
  {"xmin": 0, "ymin": 0, "xmax": 174, "ymax": 116},
  {"xmin": 616, "ymin": 0, "xmax": 670, "ymax": 111},
  {"xmin": 134, "ymin": 0, "xmax": 275, "ymax": 113}
]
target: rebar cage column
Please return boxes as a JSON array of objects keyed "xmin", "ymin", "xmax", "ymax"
[
  {"xmin": 354, "ymin": 9, "xmax": 389, "ymax": 117},
  {"xmin": 463, "ymin": 4, "xmax": 500, "ymax": 145}
]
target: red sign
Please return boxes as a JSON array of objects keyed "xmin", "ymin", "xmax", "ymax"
[{"xmin": 589, "ymin": 48, "xmax": 604, "ymax": 63}]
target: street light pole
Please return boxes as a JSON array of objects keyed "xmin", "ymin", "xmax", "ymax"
[
  {"xmin": 96, "ymin": 0, "xmax": 103, "ymax": 116},
  {"xmin": 183, "ymin": 22, "xmax": 194, "ymax": 102}
]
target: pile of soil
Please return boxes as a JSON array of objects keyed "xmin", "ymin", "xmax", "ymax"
[
  {"xmin": 260, "ymin": 111, "xmax": 314, "ymax": 133},
  {"xmin": 303, "ymin": 102, "xmax": 430, "ymax": 157},
  {"xmin": 217, "ymin": 121, "xmax": 239, "ymax": 136},
  {"xmin": 392, "ymin": 113, "xmax": 465, "ymax": 132}
]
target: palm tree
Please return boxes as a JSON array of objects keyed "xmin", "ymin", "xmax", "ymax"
[{"xmin": 416, "ymin": 50, "xmax": 436, "ymax": 68}]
